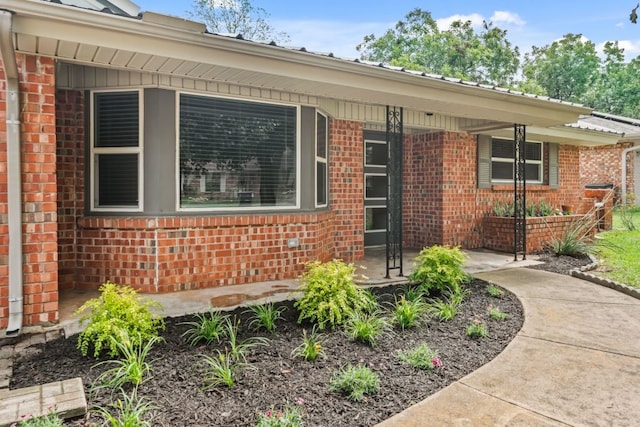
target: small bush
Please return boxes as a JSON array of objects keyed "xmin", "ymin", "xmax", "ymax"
[
  {"xmin": 427, "ymin": 290, "xmax": 466, "ymax": 322},
  {"xmin": 486, "ymin": 284, "xmax": 505, "ymax": 299},
  {"xmin": 329, "ymin": 365, "xmax": 380, "ymax": 401},
  {"xmin": 17, "ymin": 408, "xmax": 64, "ymax": 427},
  {"xmin": 180, "ymin": 309, "xmax": 229, "ymax": 346},
  {"xmin": 224, "ymin": 317, "xmax": 270, "ymax": 364},
  {"xmin": 466, "ymin": 319, "xmax": 488, "ymax": 339},
  {"xmin": 201, "ymin": 350, "xmax": 240, "ymax": 389},
  {"xmin": 94, "ymin": 387, "xmax": 155, "ymax": 427},
  {"xmin": 487, "ymin": 305, "xmax": 508, "ymax": 321},
  {"xmin": 75, "ymin": 282, "xmax": 164, "ymax": 358},
  {"xmin": 391, "ymin": 296, "xmax": 426, "ymax": 330},
  {"xmin": 409, "ymin": 245, "xmax": 469, "ymax": 295},
  {"xmin": 291, "ymin": 326, "xmax": 325, "ymax": 362},
  {"xmin": 342, "ymin": 311, "xmax": 389, "ymax": 347},
  {"xmin": 255, "ymin": 404, "xmax": 304, "ymax": 427},
  {"xmin": 398, "ymin": 343, "xmax": 442, "ymax": 370},
  {"xmin": 246, "ymin": 303, "xmax": 286, "ymax": 333},
  {"xmin": 295, "ymin": 260, "xmax": 375, "ymax": 329}
]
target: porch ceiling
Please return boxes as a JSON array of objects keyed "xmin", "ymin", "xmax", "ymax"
[
  {"xmin": 7, "ymin": 0, "xmax": 591, "ymax": 128},
  {"xmin": 490, "ymin": 125, "xmax": 622, "ymax": 147}
]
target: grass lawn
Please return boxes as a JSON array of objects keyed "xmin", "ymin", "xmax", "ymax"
[{"xmin": 593, "ymin": 207, "xmax": 640, "ymax": 288}]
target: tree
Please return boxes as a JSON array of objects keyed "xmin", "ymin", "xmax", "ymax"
[
  {"xmin": 631, "ymin": 4, "xmax": 639, "ymax": 23},
  {"xmin": 356, "ymin": 8, "xmax": 520, "ymax": 87},
  {"xmin": 189, "ymin": 0, "xmax": 289, "ymax": 43},
  {"xmin": 520, "ymin": 34, "xmax": 599, "ymax": 102},
  {"xmin": 583, "ymin": 42, "xmax": 640, "ymax": 118}
]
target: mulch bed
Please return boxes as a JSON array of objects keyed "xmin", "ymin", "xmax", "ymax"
[{"xmin": 12, "ymin": 278, "xmax": 524, "ymax": 427}]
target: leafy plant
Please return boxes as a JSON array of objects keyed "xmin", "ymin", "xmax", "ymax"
[
  {"xmin": 616, "ymin": 198, "xmax": 638, "ymax": 231},
  {"xmin": 409, "ymin": 245, "xmax": 469, "ymax": 296},
  {"xmin": 402, "ymin": 284, "xmax": 426, "ymax": 301},
  {"xmin": 291, "ymin": 326, "xmax": 325, "ymax": 361},
  {"xmin": 246, "ymin": 303, "xmax": 286, "ymax": 333},
  {"xmin": 180, "ymin": 308, "xmax": 229, "ymax": 346},
  {"xmin": 492, "ymin": 200, "xmax": 512, "ymax": 217},
  {"xmin": 75, "ymin": 282, "xmax": 165, "ymax": 358},
  {"xmin": 201, "ymin": 350, "xmax": 239, "ymax": 389},
  {"xmin": 224, "ymin": 317, "xmax": 270, "ymax": 363},
  {"xmin": 427, "ymin": 291, "xmax": 465, "ymax": 321},
  {"xmin": 255, "ymin": 404, "xmax": 304, "ymax": 427},
  {"xmin": 92, "ymin": 332, "xmax": 163, "ymax": 394},
  {"xmin": 550, "ymin": 215, "xmax": 597, "ymax": 256},
  {"xmin": 487, "ymin": 305, "xmax": 508, "ymax": 321},
  {"xmin": 391, "ymin": 295, "xmax": 426, "ymax": 330},
  {"xmin": 466, "ymin": 318, "xmax": 488, "ymax": 338},
  {"xmin": 294, "ymin": 259, "xmax": 375, "ymax": 329},
  {"xmin": 17, "ymin": 408, "xmax": 64, "ymax": 427},
  {"xmin": 329, "ymin": 365, "xmax": 380, "ymax": 401},
  {"xmin": 342, "ymin": 311, "xmax": 389, "ymax": 347},
  {"xmin": 398, "ymin": 343, "xmax": 442, "ymax": 370},
  {"xmin": 94, "ymin": 387, "xmax": 155, "ymax": 427},
  {"xmin": 486, "ymin": 283, "xmax": 505, "ymax": 298}
]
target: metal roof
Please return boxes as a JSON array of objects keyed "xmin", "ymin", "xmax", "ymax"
[{"xmin": 565, "ymin": 113, "xmax": 640, "ymax": 138}]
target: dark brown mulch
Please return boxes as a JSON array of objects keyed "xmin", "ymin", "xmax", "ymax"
[
  {"xmin": 526, "ymin": 251, "xmax": 592, "ymax": 275},
  {"xmin": 11, "ymin": 278, "xmax": 524, "ymax": 427}
]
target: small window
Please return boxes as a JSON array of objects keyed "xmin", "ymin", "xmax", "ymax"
[
  {"xmin": 178, "ymin": 94, "xmax": 298, "ymax": 210},
  {"xmin": 91, "ymin": 91, "xmax": 143, "ymax": 211},
  {"xmin": 490, "ymin": 138, "xmax": 543, "ymax": 184},
  {"xmin": 365, "ymin": 141, "xmax": 387, "ymax": 166},
  {"xmin": 316, "ymin": 112, "xmax": 328, "ymax": 207}
]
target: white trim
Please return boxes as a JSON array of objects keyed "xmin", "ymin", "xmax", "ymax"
[
  {"xmin": 364, "ymin": 139, "xmax": 387, "ymax": 167},
  {"xmin": 364, "ymin": 173, "xmax": 387, "ymax": 201},
  {"xmin": 89, "ymin": 88, "xmax": 144, "ymax": 212},
  {"xmin": 364, "ymin": 205, "xmax": 387, "ymax": 233},
  {"xmin": 490, "ymin": 138, "xmax": 543, "ymax": 185},
  {"xmin": 175, "ymin": 90, "xmax": 301, "ymax": 212},
  {"xmin": 315, "ymin": 111, "xmax": 329, "ymax": 208}
]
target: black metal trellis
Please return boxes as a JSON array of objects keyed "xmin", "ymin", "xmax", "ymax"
[
  {"xmin": 386, "ymin": 106, "xmax": 403, "ymax": 278},
  {"xmin": 514, "ymin": 124, "xmax": 527, "ymax": 261}
]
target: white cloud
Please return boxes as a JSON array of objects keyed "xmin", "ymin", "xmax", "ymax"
[
  {"xmin": 436, "ymin": 13, "xmax": 485, "ymax": 30},
  {"xmin": 490, "ymin": 11, "xmax": 526, "ymax": 27},
  {"xmin": 596, "ymin": 39, "xmax": 640, "ymax": 61},
  {"xmin": 273, "ymin": 19, "xmax": 392, "ymax": 58}
]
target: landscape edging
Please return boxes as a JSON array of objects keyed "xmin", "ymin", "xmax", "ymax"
[{"xmin": 570, "ymin": 254, "xmax": 640, "ymax": 300}]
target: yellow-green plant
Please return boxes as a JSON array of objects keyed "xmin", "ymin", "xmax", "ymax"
[
  {"xmin": 329, "ymin": 365, "xmax": 380, "ymax": 401},
  {"xmin": 75, "ymin": 282, "xmax": 165, "ymax": 358},
  {"xmin": 294, "ymin": 260, "xmax": 374, "ymax": 329},
  {"xmin": 409, "ymin": 245, "xmax": 469, "ymax": 295}
]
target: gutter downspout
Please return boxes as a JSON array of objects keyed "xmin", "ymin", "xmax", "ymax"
[
  {"xmin": 621, "ymin": 145, "xmax": 640, "ymax": 206},
  {"xmin": 0, "ymin": 9, "xmax": 23, "ymax": 336}
]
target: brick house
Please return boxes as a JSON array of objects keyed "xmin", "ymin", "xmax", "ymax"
[{"xmin": 0, "ymin": 0, "xmax": 625, "ymax": 334}]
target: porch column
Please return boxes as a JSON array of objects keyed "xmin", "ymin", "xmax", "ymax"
[
  {"xmin": 514, "ymin": 124, "xmax": 526, "ymax": 260},
  {"xmin": 386, "ymin": 106, "xmax": 403, "ymax": 278}
]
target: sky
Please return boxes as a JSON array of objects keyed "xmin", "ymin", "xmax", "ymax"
[{"xmin": 131, "ymin": 1, "xmax": 640, "ymax": 61}]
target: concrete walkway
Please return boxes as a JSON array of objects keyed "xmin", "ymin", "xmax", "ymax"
[{"xmin": 378, "ymin": 268, "xmax": 640, "ymax": 427}]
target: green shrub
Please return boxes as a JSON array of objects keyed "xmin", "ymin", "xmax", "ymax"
[
  {"xmin": 201, "ymin": 350, "xmax": 240, "ymax": 389},
  {"xmin": 487, "ymin": 305, "xmax": 508, "ymax": 321},
  {"xmin": 75, "ymin": 282, "xmax": 164, "ymax": 358},
  {"xmin": 342, "ymin": 311, "xmax": 389, "ymax": 347},
  {"xmin": 17, "ymin": 409, "xmax": 64, "ymax": 427},
  {"xmin": 224, "ymin": 317, "xmax": 270, "ymax": 364},
  {"xmin": 409, "ymin": 245, "xmax": 469, "ymax": 295},
  {"xmin": 486, "ymin": 284, "xmax": 505, "ymax": 299},
  {"xmin": 94, "ymin": 387, "xmax": 155, "ymax": 427},
  {"xmin": 291, "ymin": 326, "xmax": 325, "ymax": 362},
  {"xmin": 398, "ymin": 343, "xmax": 442, "ymax": 370},
  {"xmin": 180, "ymin": 309, "xmax": 229, "ymax": 346},
  {"xmin": 294, "ymin": 260, "xmax": 374, "ymax": 329},
  {"xmin": 329, "ymin": 365, "xmax": 380, "ymax": 401},
  {"xmin": 466, "ymin": 319, "xmax": 488, "ymax": 338},
  {"xmin": 255, "ymin": 405, "xmax": 304, "ymax": 427},
  {"xmin": 391, "ymin": 295, "xmax": 426, "ymax": 330},
  {"xmin": 246, "ymin": 303, "xmax": 286, "ymax": 333},
  {"xmin": 550, "ymin": 216, "xmax": 596, "ymax": 256}
]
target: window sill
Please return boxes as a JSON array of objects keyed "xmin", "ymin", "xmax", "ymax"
[{"xmin": 491, "ymin": 184, "xmax": 552, "ymax": 192}]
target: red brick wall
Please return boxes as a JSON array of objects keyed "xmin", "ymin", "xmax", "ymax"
[
  {"xmin": 580, "ymin": 142, "xmax": 635, "ymax": 202},
  {"xmin": 56, "ymin": 90, "xmax": 84, "ymax": 290},
  {"xmin": 0, "ymin": 54, "xmax": 58, "ymax": 328}
]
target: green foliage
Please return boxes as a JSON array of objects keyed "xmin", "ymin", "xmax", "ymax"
[
  {"xmin": 342, "ymin": 311, "xmax": 389, "ymax": 347},
  {"xmin": 180, "ymin": 308, "xmax": 229, "ymax": 346},
  {"xmin": 398, "ymin": 343, "xmax": 442, "ymax": 370},
  {"xmin": 295, "ymin": 260, "xmax": 375, "ymax": 330},
  {"xmin": 492, "ymin": 200, "xmax": 512, "ymax": 217},
  {"xmin": 593, "ymin": 227, "xmax": 640, "ymax": 288},
  {"xmin": 550, "ymin": 216, "xmax": 596, "ymax": 256},
  {"xmin": 357, "ymin": 8, "xmax": 520, "ymax": 87},
  {"xmin": 391, "ymin": 296, "xmax": 427, "ymax": 330},
  {"xmin": 466, "ymin": 319, "xmax": 488, "ymax": 339},
  {"xmin": 95, "ymin": 387, "xmax": 155, "ymax": 427},
  {"xmin": 291, "ymin": 326, "xmax": 325, "ymax": 362},
  {"xmin": 255, "ymin": 405, "xmax": 304, "ymax": 427},
  {"xmin": 92, "ymin": 333, "xmax": 162, "ymax": 394},
  {"xmin": 329, "ymin": 365, "xmax": 380, "ymax": 401},
  {"xmin": 487, "ymin": 305, "xmax": 508, "ymax": 321},
  {"xmin": 427, "ymin": 289, "xmax": 468, "ymax": 321},
  {"xmin": 75, "ymin": 282, "xmax": 164, "ymax": 358},
  {"xmin": 493, "ymin": 200, "xmax": 557, "ymax": 217},
  {"xmin": 246, "ymin": 303, "xmax": 286, "ymax": 333},
  {"xmin": 224, "ymin": 317, "xmax": 270, "ymax": 363},
  {"xmin": 615, "ymin": 199, "xmax": 638, "ymax": 231},
  {"xmin": 409, "ymin": 245, "xmax": 469, "ymax": 295},
  {"xmin": 17, "ymin": 409, "xmax": 64, "ymax": 427},
  {"xmin": 486, "ymin": 284, "xmax": 505, "ymax": 299},
  {"xmin": 521, "ymin": 33, "xmax": 599, "ymax": 102},
  {"xmin": 201, "ymin": 350, "xmax": 240, "ymax": 389}
]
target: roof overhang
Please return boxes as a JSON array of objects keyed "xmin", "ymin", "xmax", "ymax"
[
  {"xmin": 4, "ymin": 0, "xmax": 592, "ymax": 128},
  {"xmin": 490, "ymin": 125, "xmax": 622, "ymax": 147}
]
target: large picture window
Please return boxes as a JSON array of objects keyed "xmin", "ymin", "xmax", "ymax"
[
  {"xmin": 491, "ymin": 138, "xmax": 543, "ymax": 183},
  {"xmin": 91, "ymin": 90, "xmax": 143, "ymax": 211},
  {"xmin": 178, "ymin": 94, "xmax": 298, "ymax": 210}
]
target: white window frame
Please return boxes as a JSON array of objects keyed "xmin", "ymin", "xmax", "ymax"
[
  {"xmin": 364, "ymin": 205, "xmax": 387, "ymax": 233},
  {"xmin": 175, "ymin": 91, "xmax": 301, "ymax": 212},
  {"xmin": 364, "ymin": 139, "xmax": 387, "ymax": 167},
  {"xmin": 89, "ymin": 89, "xmax": 144, "ymax": 212},
  {"xmin": 315, "ymin": 111, "xmax": 328, "ymax": 208},
  {"xmin": 365, "ymin": 173, "xmax": 387, "ymax": 201},
  {"xmin": 491, "ymin": 138, "xmax": 543, "ymax": 184}
]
